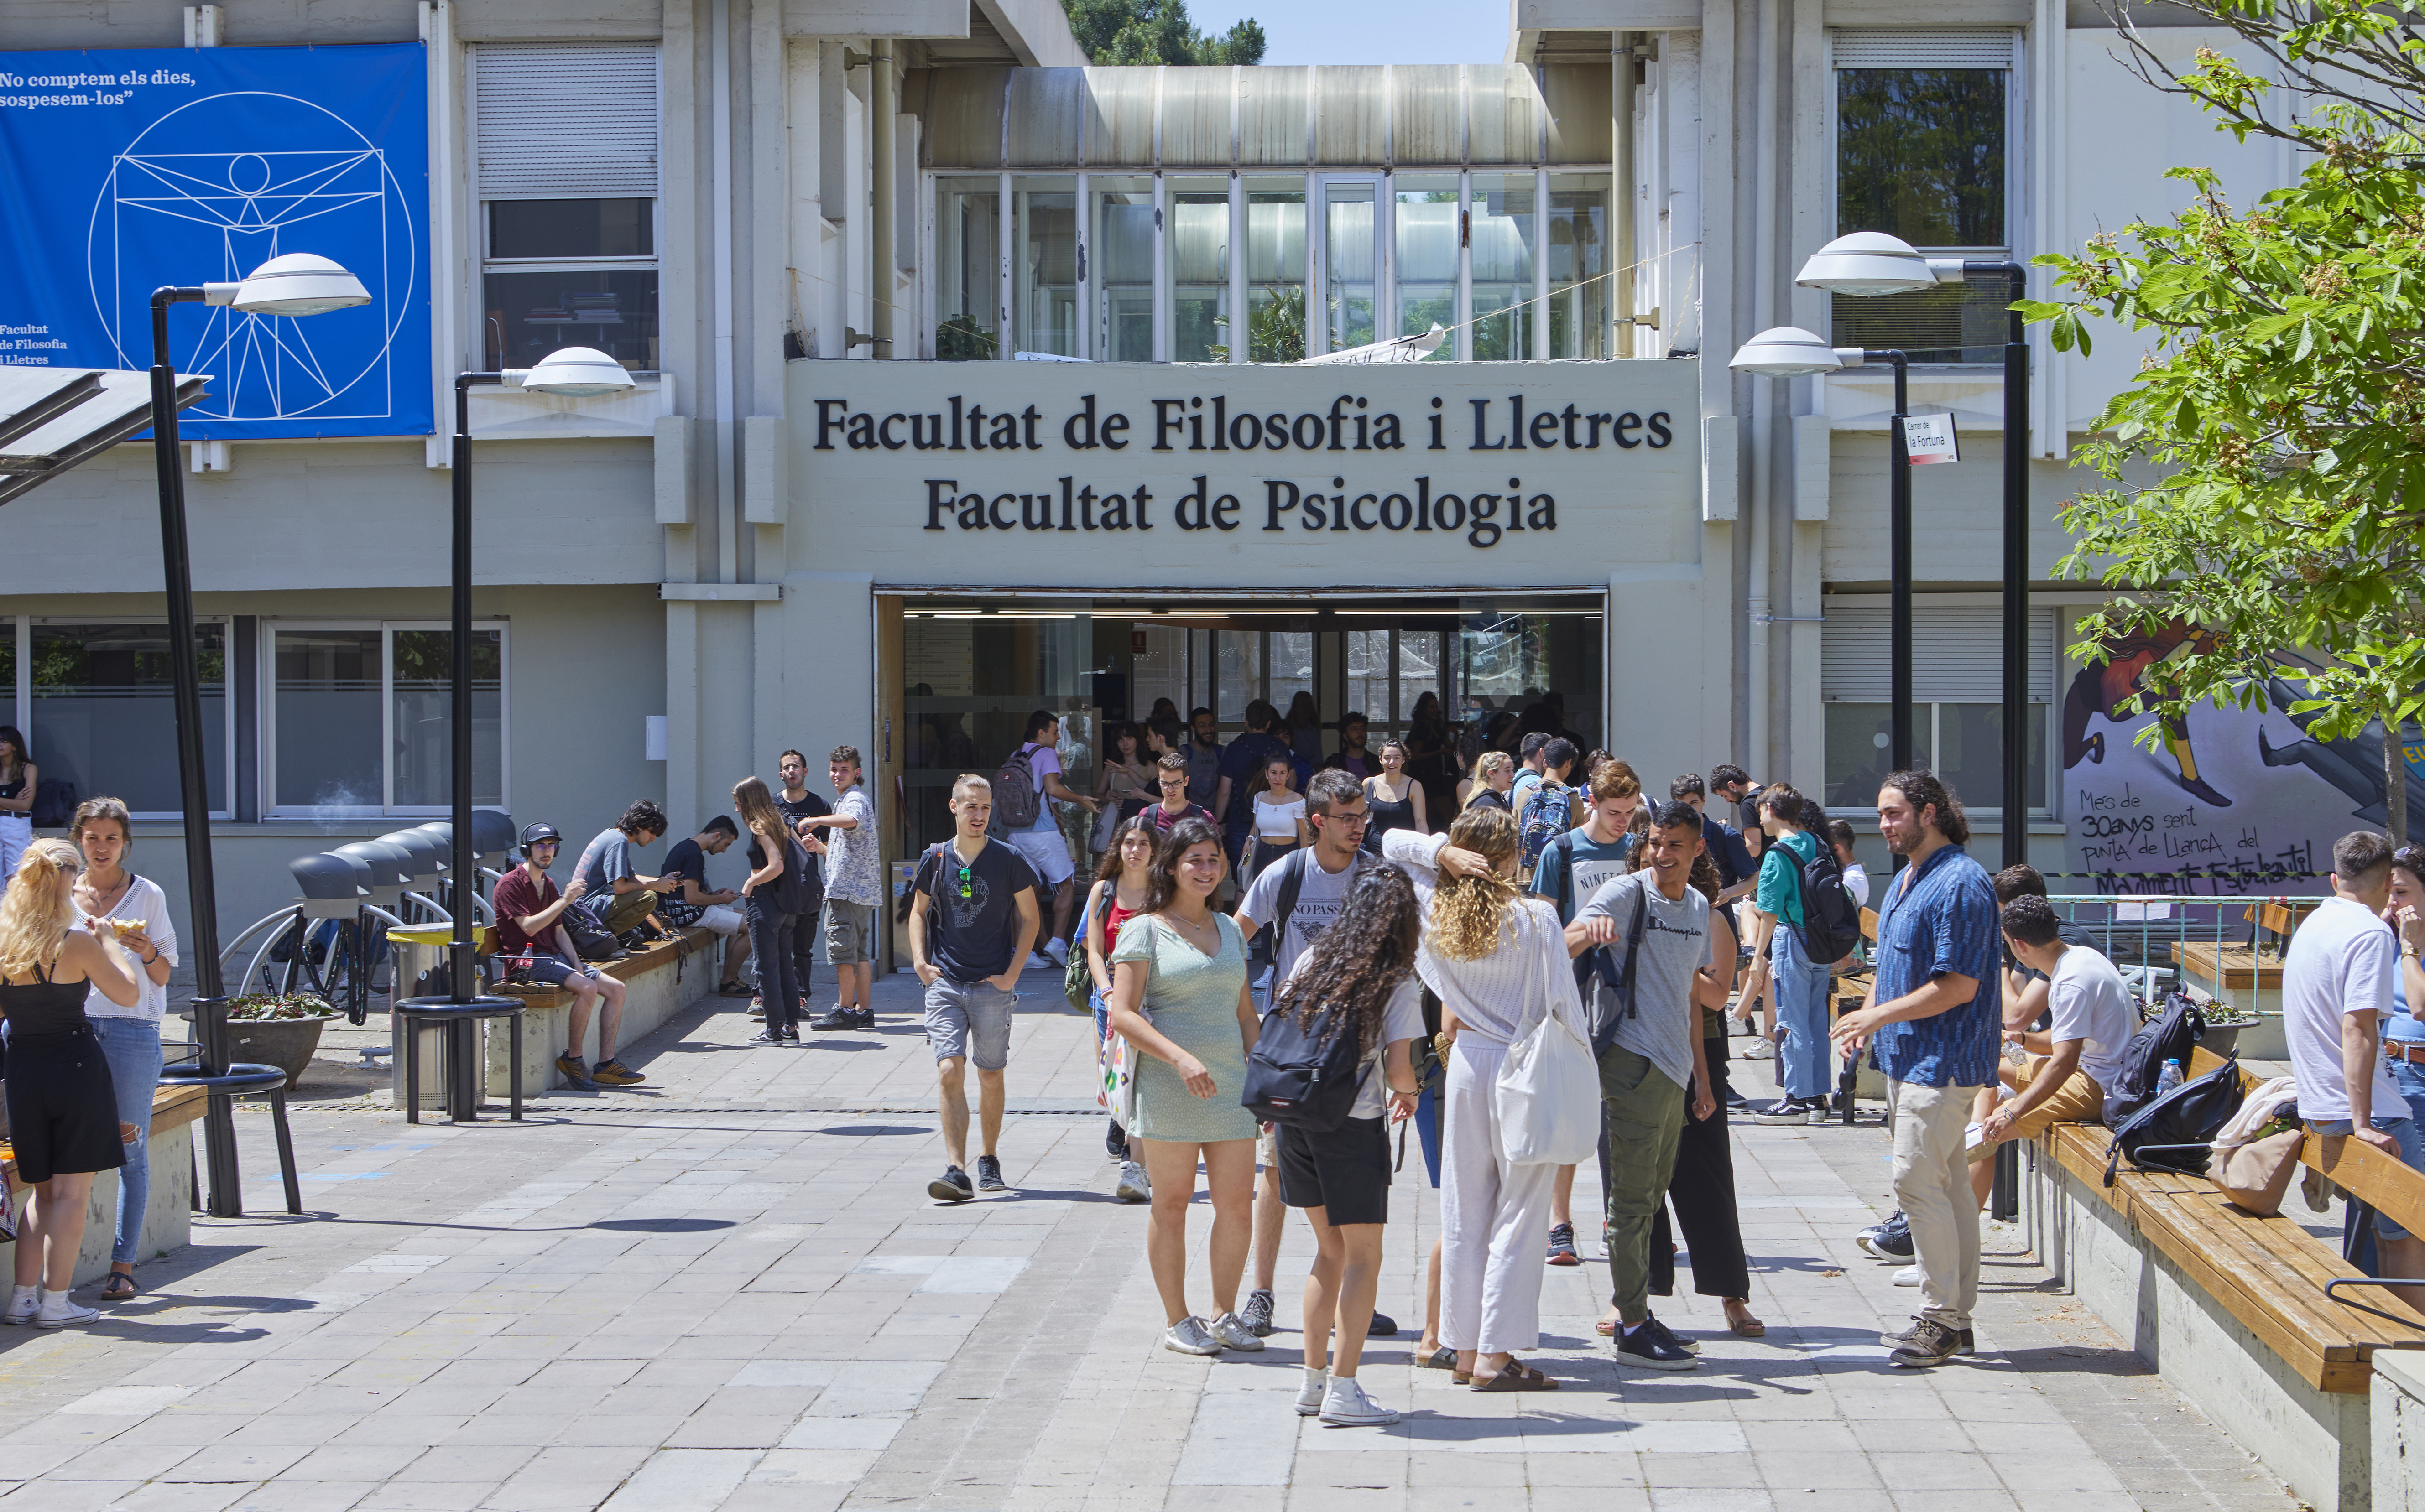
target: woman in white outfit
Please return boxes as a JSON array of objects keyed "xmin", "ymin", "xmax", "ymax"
[
  {"xmin": 1382, "ymin": 806, "xmax": 1590, "ymax": 1391},
  {"xmin": 71, "ymin": 797, "xmax": 177, "ymax": 1300}
]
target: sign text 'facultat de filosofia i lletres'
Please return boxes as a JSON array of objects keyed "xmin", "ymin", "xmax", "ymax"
[{"xmin": 809, "ymin": 390, "xmax": 1676, "ymax": 549}]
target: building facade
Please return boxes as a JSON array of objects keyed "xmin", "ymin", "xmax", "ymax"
[{"xmin": 0, "ymin": 0, "xmax": 2294, "ymax": 950}]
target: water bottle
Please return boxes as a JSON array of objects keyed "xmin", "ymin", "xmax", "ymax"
[{"xmin": 2157, "ymin": 1059, "xmax": 2185, "ymax": 1096}]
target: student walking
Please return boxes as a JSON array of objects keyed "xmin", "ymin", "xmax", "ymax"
[
  {"xmin": 1, "ymin": 838, "xmax": 142, "ymax": 1328},
  {"xmin": 1245, "ymin": 754, "xmax": 1311, "ymax": 883},
  {"xmin": 1003, "ymin": 711, "xmax": 1102, "ymax": 969},
  {"xmin": 907, "ymin": 774, "xmax": 1043, "ymax": 1203},
  {"xmin": 1361, "ymin": 740, "xmax": 1430, "ymax": 849},
  {"xmin": 1093, "ymin": 722, "xmax": 1158, "ymax": 843},
  {"xmin": 735, "ymin": 776, "xmax": 817, "ymax": 1045},
  {"xmin": 1381, "ymin": 808, "xmax": 1590, "ymax": 1390},
  {"xmin": 804, "ymin": 747, "xmax": 883, "ymax": 1030},
  {"xmin": 1146, "ymin": 753, "xmax": 1215, "ymax": 839},
  {"xmin": 1085, "ymin": 816, "xmax": 1158, "ymax": 1203},
  {"xmin": 1830, "ymin": 770, "xmax": 1999, "ymax": 1368},
  {"xmin": 1270, "ymin": 865, "xmax": 1425, "ymax": 1428},
  {"xmin": 1564, "ymin": 801, "xmax": 1718, "ymax": 1370},
  {"xmin": 0, "ymin": 726, "xmax": 33, "ymax": 900},
  {"xmin": 67, "ymin": 798, "xmax": 176, "ymax": 1302},
  {"xmin": 1104, "ymin": 817, "xmax": 1266, "ymax": 1356},
  {"xmin": 1739, "ymin": 784, "xmax": 1834, "ymax": 1124},
  {"xmin": 769, "ymin": 751, "xmax": 833, "ymax": 1014},
  {"xmin": 1459, "ymin": 751, "xmax": 1516, "ymax": 814}
]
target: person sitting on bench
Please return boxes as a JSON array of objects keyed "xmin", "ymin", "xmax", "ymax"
[
  {"xmin": 1974, "ymin": 894, "xmax": 2133, "ymax": 1163},
  {"xmin": 573, "ymin": 801, "xmax": 672, "ymax": 939}
]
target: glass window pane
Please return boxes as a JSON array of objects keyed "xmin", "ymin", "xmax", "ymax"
[
  {"xmin": 1322, "ymin": 182, "xmax": 1377, "ymax": 353},
  {"xmin": 1829, "ymin": 280, "xmax": 2014, "ymax": 365},
  {"xmin": 936, "ymin": 177, "xmax": 1001, "ymax": 360},
  {"xmin": 1836, "ymin": 68, "xmax": 2006, "ymax": 249},
  {"xmin": 392, "ymin": 629, "xmax": 504, "ymax": 810},
  {"xmin": 32, "ymin": 622, "xmax": 227, "ymax": 817},
  {"xmin": 0, "ymin": 619, "xmax": 14, "ymax": 723},
  {"xmin": 1470, "ymin": 174, "xmax": 1537, "ymax": 360},
  {"xmin": 1937, "ymin": 702, "xmax": 2048, "ymax": 814},
  {"xmin": 1397, "ymin": 631, "xmax": 1440, "ymax": 724},
  {"xmin": 1546, "ymin": 174, "xmax": 1608, "ymax": 359},
  {"xmin": 1345, "ymin": 629, "xmax": 1389, "ymax": 736},
  {"xmin": 1013, "ymin": 177, "xmax": 1078, "ymax": 358},
  {"xmin": 489, "ymin": 199, "xmax": 652, "ymax": 260},
  {"xmin": 1244, "ymin": 179, "xmax": 1306, "ymax": 362},
  {"xmin": 483, "ymin": 269, "xmax": 658, "ymax": 370},
  {"xmin": 1269, "ymin": 631, "xmax": 1314, "ymax": 737},
  {"xmin": 902, "ymin": 608, "xmax": 1095, "ymax": 857},
  {"xmin": 1093, "ymin": 180, "xmax": 1156, "ymax": 362},
  {"xmin": 1393, "ymin": 175, "xmax": 1458, "ymax": 360},
  {"xmin": 1168, "ymin": 179, "xmax": 1231, "ymax": 362},
  {"xmin": 1824, "ymin": 702, "xmax": 1928, "ymax": 810},
  {"xmin": 273, "ymin": 629, "xmax": 381, "ymax": 812},
  {"xmin": 1217, "ymin": 630, "xmax": 1262, "ymax": 726}
]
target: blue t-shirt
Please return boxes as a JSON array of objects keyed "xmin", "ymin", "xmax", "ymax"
[
  {"xmin": 1528, "ymin": 826, "xmax": 1635, "ymax": 925},
  {"xmin": 1702, "ymin": 815, "xmax": 1757, "ymax": 889},
  {"xmin": 1868, "ymin": 843, "xmax": 2001, "ymax": 1088},
  {"xmin": 1218, "ymin": 732, "xmax": 1300, "ymax": 835},
  {"xmin": 573, "ymin": 827, "xmax": 636, "ymax": 902}
]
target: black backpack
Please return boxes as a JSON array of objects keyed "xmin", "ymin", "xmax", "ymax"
[
  {"xmin": 1790, "ymin": 838, "xmax": 1862, "ymax": 965},
  {"xmin": 2104, "ymin": 1048, "xmax": 2246, "ymax": 1185},
  {"xmin": 1241, "ymin": 993, "xmax": 1373, "ymax": 1132},
  {"xmin": 562, "ymin": 896, "xmax": 621, "ymax": 960},
  {"xmin": 1245, "ymin": 848, "xmax": 1370, "ymax": 1000},
  {"xmin": 30, "ymin": 777, "xmax": 75, "ymax": 828},
  {"xmin": 2107, "ymin": 990, "xmax": 2207, "ymax": 1126},
  {"xmin": 771, "ymin": 835, "xmax": 819, "ymax": 916}
]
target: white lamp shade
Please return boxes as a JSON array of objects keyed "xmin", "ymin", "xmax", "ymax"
[
  {"xmin": 229, "ymin": 253, "xmax": 372, "ymax": 316},
  {"xmin": 1729, "ymin": 327, "xmax": 1844, "ymax": 377},
  {"xmin": 521, "ymin": 346, "xmax": 635, "ymax": 397},
  {"xmin": 1794, "ymin": 232, "xmax": 1940, "ymax": 296}
]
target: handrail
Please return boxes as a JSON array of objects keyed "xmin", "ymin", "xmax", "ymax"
[
  {"xmin": 218, "ymin": 904, "xmax": 307, "ymax": 996},
  {"xmin": 402, "ymin": 890, "xmax": 451, "ymax": 923},
  {"xmin": 2322, "ymin": 1278, "xmax": 2425, "ymax": 1331}
]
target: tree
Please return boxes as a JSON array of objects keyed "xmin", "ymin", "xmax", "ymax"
[
  {"xmin": 1062, "ymin": 0, "xmax": 1266, "ymax": 66},
  {"xmin": 2022, "ymin": 0, "xmax": 2425, "ymax": 844}
]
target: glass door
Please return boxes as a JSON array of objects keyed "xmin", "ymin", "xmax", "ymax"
[{"xmin": 1315, "ymin": 176, "xmax": 1381, "ymax": 356}]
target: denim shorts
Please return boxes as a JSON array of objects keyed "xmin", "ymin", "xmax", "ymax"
[
  {"xmin": 2310, "ymin": 1114, "xmax": 2425, "ymax": 1240},
  {"xmin": 924, "ymin": 978, "xmax": 1017, "ymax": 1070},
  {"xmin": 523, "ymin": 951, "xmax": 602, "ymax": 989}
]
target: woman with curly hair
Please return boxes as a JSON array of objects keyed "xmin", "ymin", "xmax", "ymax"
[
  {"xmin": 1, "ymin": 837, "xmax": 142, "ymax": 1327},
  {"xmin": 1269, "ymin": 864, "xmax": 1426, "ymax": 1427},
  {"xmin": 1379, "ymin": 807, "xmax": 1591, "ymax": 1391}
]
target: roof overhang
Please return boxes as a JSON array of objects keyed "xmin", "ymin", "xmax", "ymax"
[{"xmin": 0, "ymin": 367, "xmax": 211, "ymax": 509}]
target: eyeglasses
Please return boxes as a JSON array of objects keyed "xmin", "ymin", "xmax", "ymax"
[{"xmin": 956, "ymin": 864, "xmax": 975, "ymax": 899}]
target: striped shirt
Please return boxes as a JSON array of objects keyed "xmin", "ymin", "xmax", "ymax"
[{"xmin": 1868, "ymin": 842, "xmax": 2001, "ymax": 1089}]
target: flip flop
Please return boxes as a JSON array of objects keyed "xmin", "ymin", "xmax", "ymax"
[
  {"xmin": 1594, "ymin": 1317, "xmax": 1617, "ymax": 1337},
  {"xmin": 1471, "ymin": 1360, "xmax": 1559, "ymax": 1392}
]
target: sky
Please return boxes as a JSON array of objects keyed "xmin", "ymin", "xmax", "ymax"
[{"xmin": 1188, "ymin": 0, "xmax": 1512, "ymax": 66}]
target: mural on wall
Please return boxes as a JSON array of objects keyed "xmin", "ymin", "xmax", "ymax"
[
  {"xmin": 0, "ymin": 43, "xmax": 430, "ymax": 438},
  {"xmin": 2062, "ymin": 617, "xmax": 2425, "ymax": 894}
]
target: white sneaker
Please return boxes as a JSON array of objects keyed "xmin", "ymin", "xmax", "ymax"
[
  {"xmin": 1319, "ymin": 1377, "xmax": 1400, "ymax": 1427},
  {"xmin": 1295, "ymin": 1368, "xmax": 1329, "ymax": 1416},
  {"xmin": 1163, "ymin": 1316, "xmax": 1223, "ymax": 1355},
  {"xmin": 1027, "ymin": 952, "xmax": 1057, "ymax": 971},
  {"xmin": 34, "ymin": 1292, "xmax": 98, "ymax": 1328},
  {"xmin": 1893, "ymin": 1264, "xmax": 1921, "ymax": 1287},
  {"xmin": 1742, "ymin": 1039, "xmax": 1776, "ymax": 1060},
  {"xmin": 1207, "ymin": 1311, "xmax": 1266, "ymax": 1351},
  {"xmin": 1, "ymin": 1289, "xmax": 36, "ymax": 1327},
  {"xmin": 1116, "ymin": 1161, "xmax": 1152, "ymax": 1203},
  {"xmin": 1043, "ymin": 937, "xmax": 1070, "ymax": 968}
]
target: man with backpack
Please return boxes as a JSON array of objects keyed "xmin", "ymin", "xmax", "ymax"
[
  {"xmin": 1975, "ymin": 895, "xmax": 2134, "ymax": 1150},
  {"xmin": 1738, "ymin": 784, "xmax": 1858, "ymax": 1125},
  {"xmin": 1565, "ymin": 801, "xmax": 1718, "ymax": 1372},
  {"xmin": 1515, "ymin": 738, "xmax": 1581, "ymax": 884},
  {"xmin": 1233, "ymin": 768, "xmax": 1374, "ymax": 1337},
  {"xmin": 997, "ymin": 711, "xmax": 1101, "ymax": 972}
]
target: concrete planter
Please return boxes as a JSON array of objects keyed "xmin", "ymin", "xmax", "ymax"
[{"xmin": 227, "ymin": 1014, "xmax": 339, "ymax": 1090}]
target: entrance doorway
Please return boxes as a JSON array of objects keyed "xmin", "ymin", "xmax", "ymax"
[{"xmin": 886, "ymin": 592, "xmax": 1605, "ymax": 860}]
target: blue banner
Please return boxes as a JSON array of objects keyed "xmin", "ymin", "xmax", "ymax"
[{"xmin": 0, "ymin": 44, "xmax": 431, "ymax": 439}]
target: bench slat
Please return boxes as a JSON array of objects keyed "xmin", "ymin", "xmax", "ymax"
[
  {"xmin": 2155, "ymin": 1174, "xmax": 2425, "ymax": 1353},
  {"xmin": 2304, "ymin": 1130, "xmax": 2425, "ymax": 1242}
]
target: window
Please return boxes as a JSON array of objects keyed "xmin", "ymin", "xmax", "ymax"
[
  {"xmin": 1319, "ymin": 179, "xmax": 1379, "ymax": 355},
  {"xmin": 1243, "ymin": 178, "xmax": 1307, "ymax": 361},
  {"xmin": 1470, "ymin": 174, "xmax": 1537, "ymax": 360},
  {"xmin": 1392, "ymin": 175, "xmax": 1459, "ymax": 360},
  {"xmin": 1820, "ymin": 603, "xmax": 2053, "ymax": 813},
  {"xmin": 1093, "ymin": 178, "xmax": 1156, "ymax": 363},
  {"xmin": 1830, "ymin": 31, "xmax": 2016, "ymax": 364},
  {"xmin": 473, "ymin": 43, "xmax": 662, "ymax": 370},
  {"xmin": 1013, "ymin": 177, "xmax": 1078, "ymax": 357},
  {"xmin": 28, "ymin": 621, "xmax": 230, "ymax": 819},
  {"xmin": 936, "ymin": 177, "xmax": 1001, "ymax": 360},
  {"xmin": 1167, "ymin": 179, "xmax": 1231, "ymax": 363},
  {"xmin": 267, "ymin": 624, "xmax": 505, "ymax": 816},
  {"xmin": 1545, "ymin": 174, "xmax": 1609, "ymax": 359}
]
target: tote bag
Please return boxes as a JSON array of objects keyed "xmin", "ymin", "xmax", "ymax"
[{"xmin": 1495, "ymin": 907, "xmax": 1602, "ymax": 1166}]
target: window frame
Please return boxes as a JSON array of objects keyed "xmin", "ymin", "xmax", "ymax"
[
  {"xmin": 1825, "ymin": 30, "xmax": 2024, "ymax": 367},
  {"xmin": 261, "ymin": 620, "xmax": 511, "ymax": 820},
  {"xmin": 17, "ymin": 614, "xmax": 237, "ymax": 822},
  {"xmin": 477, "ymin": 198, "xmax": 663, "ymax": 371}
]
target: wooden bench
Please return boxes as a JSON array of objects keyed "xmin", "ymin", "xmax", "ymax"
[
  {"xmin": 389, "ymin": 926, "xmax": 725, "ymax": 1105},
  {"xmin": 2, "ymin": 1081, "xmax": 209, "ymax": 1288},
  {"xmin": 2031, "ymin": 1048, "xmax": 2425, "ymax": 1511}
]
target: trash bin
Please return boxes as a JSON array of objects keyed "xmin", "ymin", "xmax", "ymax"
[{"xmin": 389, "ymin": 926, "xmax": 457, "ymax": 1111}]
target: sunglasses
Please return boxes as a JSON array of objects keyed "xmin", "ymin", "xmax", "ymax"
[{"xmin": 956, "ymin": 864, "xmax": 975, "ymax": 899}]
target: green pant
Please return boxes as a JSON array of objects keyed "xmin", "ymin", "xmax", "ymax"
[
  {"xmin": 595, "ymin": 888, "xmax": 659, "ymax": 936},
  {"xmin": 1601, "ymin": 1043, "xmax": 1688, "ymax": 1327}
]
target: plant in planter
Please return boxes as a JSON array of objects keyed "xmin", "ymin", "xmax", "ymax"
[{"xmin": 226, "ymin": 994, "xmax": 341, "ymax": 1090}]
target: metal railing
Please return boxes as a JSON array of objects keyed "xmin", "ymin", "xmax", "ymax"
[{"xmin": 2044, "ymin": 894, "xmax": 2318, "ymax": 1020}]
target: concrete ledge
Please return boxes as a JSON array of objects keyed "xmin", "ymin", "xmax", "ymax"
[
  {"xmin": 5, "ymin": 1082, "xmax": 203, "ymax": 1288},
  {"xmin": 2041, "ymin": 1147, "xmax": 2370, "ymax": 1510}
]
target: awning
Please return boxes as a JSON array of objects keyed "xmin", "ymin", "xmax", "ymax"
[{"xmin": 0, "ymin": 367, "xmax": 211, "ymax": 508}]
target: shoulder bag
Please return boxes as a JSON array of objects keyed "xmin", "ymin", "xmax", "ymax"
[{"xmin": 1496, "ymin": 904, "xmax": 1603, "ymax": 1166}]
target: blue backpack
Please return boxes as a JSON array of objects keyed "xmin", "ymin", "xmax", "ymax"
[{"xmin": 1517, "ymin": 779, "xmax": 1572, "ymax": 874}]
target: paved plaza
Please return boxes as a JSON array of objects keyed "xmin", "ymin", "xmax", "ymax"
[{"xmin": 0, "ymin": 972, "xmax": 2300, "ymax": 1512}]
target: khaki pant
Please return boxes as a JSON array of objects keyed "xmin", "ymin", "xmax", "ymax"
[
  {"xmin": 1601, "ymin": 1044, "xmax": 1687, "ymax": 1327},
  {"xmin": 1889, "ymin": 1078, "xmax": 1982, "ymax": 1330},
  {"xmin": 2005, "ymin": 1055, "xmax": 2104, "ymax": 1138},
  {"xmin": 595, "ymin": 888, "xmax": 659, "ymax": 936}
]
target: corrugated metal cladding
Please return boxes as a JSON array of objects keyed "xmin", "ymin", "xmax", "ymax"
[
  {"xmin": 1822, "ymin": 606, "xmax": 2057, "ymax": 703},
  {"xmin": 1830, "ymin": 28, "xmax": 2020, "ymax": 68},
  {"xmin": 916, "ymin": 64, "xmax": 1612, "ymax": 169},
  {"xmin": 472, "ymin": 42, "xmax": 661, "ymax": 199}
]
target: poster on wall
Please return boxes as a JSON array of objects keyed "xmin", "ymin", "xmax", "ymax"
[
  {"xmin": 2061, "ymin": 618, "xmax": 2425, "ymax": 895},
  {"xmin": 0, "ymin": 43, "xmax": 429, "ymax": 438}
]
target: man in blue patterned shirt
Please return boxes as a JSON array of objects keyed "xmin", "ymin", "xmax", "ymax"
[{"xmin": 1831, "ymin": 770, "xmax": 1999, "ymax": 1368}]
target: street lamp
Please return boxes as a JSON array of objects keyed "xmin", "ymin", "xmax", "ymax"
[
  {"xmin": 1797, "ymin": 232, "xmax": 2031, "ymax": 866},
  {"xmin": 148, "ymin": 253, "xmax": 370, "ymax": 1216},
  {"xmin": 447, "ymin": 348, "xmax": 633, "ymax": 1004},
  {"xmin": 1729, "ymin": 329, "xmax": 1915, "ymax": 773}
]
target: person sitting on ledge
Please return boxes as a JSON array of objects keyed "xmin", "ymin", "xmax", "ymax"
[
  {"xmin": 496, "ymin": 822, "xmax": 643, "ymax": 1091},
  {"xmin": 573, "ymin": 800, "xmax": 672, "ymax": 940},
  {"xmin": 657, "ymin": 815, "xmax": 752, "ymax": 995},
  {"xmin": 1972, "ymin": 894, "xmax": 2133, "ymax": 1160}
]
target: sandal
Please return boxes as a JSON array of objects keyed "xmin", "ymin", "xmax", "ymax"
[
  {"xmin": 1594, "ymin": 1316, "xmax": 1617, "ymax": 1337},
  {"xmin": 102, "ymin": 1273, "xmax": 138, "ymax": 1301},
  {"xmin": 1726, "ymin": 1302, "xmax": 1766, "ymax": 1338},
  {"xmin": 1471, "ymin": 1359, "xmax": 1559, "ymax": 1392},
  {"xmin": 716, "ymin": 980, "xmax": 751, "ymax": 998},
  {"xmin": 1418, "ymin": 1346, "xmax": 1458, "ymax": 1371}
]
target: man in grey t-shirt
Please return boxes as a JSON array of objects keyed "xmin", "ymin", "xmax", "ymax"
[{"xmin": 1567, "ymin": 800, "xmax": 1717, "ymax": 1372}]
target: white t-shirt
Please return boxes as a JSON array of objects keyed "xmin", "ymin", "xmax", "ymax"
[
  {"xmin": 1841, "ymin": 861, "xmax": 1872, "ymax": 908},
  {"xmin": 1254, "ymin": 793, "xmax": 1307, "ymax": 839},
  {"xmin": 2284, "ymin": 894, "xmax": 2404, "ymax": 1123},
  {"xmin": 1019, "ymin": 743, "xmax": 1062, "ymax": 833},
  {"xmin": 1274, "ymin": 957, "xmax": 1425, "ymax": 1120},
  {"xmin": 2045, "ymin": 944, "xmax": 2136, "ymax": 1096},
  {"xmin": 1238, "ymin": 847, "xmax": 1358, "ymax": 988}
]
